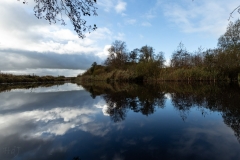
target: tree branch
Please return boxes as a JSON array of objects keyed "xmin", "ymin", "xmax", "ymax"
[{"xmin": 19, "ymin": 0, "xmax": 97, "ymax": 38}]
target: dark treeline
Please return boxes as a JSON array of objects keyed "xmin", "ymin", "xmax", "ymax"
[
  {"xmin": 0, "ymin": 73, "xmax": 74, "ymax": 83},
  {"xmin": 81, "ymin": 82, "xmax": 240, "ymax": 141},
  {"xmin": 80, "ymin": 19, "xmax": 240, "ymax": 82},
  {"xmin": 0, "ymin": 82, "xmax": 65, "ymax": 93}
]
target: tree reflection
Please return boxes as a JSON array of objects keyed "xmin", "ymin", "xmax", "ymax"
[
  {"xmin": 82, "ymin": 83, "xmax": 167, "ymax": 122},
  {"xmin": 171, "ymin": 93, "xmax": 193, "ymax": 121},
  {"xmin": 101, "ymin": 85, "xmax": 166, "ymax": 122},
  {"xmin": 81, "ymin": 82, "xmax": 240, "ymax": 142},
  {"xmin": 103, "ymin": 92, "xmax": 129, "ymax": 122},
  {"xmin": 73, "ymin": 156, "xmax": 81, "ymax": 160},
  {"xmin": 166, "ymin": 83, "xmax": 240, "ymax": 142}
]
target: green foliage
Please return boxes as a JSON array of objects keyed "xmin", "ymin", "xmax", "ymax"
[{"xmin": 80, "ymin": 20, "xmax": 240, "ymax": 82}]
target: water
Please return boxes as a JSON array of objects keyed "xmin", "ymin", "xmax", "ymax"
[{"xmin": 0, "ymin": 82, "xmax": 240, "ymax": 160}]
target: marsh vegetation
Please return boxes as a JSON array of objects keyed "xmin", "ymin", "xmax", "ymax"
[{"xmin": 79, "ymin": 20, "xmax": 240, "ymax": 82}]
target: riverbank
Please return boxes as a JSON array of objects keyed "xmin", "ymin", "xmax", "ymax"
[
  {"xmin": 0, "ymin": 73, "xmax": 76, "ymax": 83},
  {"xmin": 76, "ymin": 66, "xmax": 240, "ymax": 83}
]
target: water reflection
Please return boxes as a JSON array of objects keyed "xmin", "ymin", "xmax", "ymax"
[
  {"xmin": 0, "ymin": 83, "xmax": 113, "ymax": 159},
  {"xmin": 0, "ymin": 82, "xmax": 240, "ymax": 159},
  {"xmin": 102, "ymin": 84, "xmax": 166, "ymax": 122},
  {"xmin": 82, "ymin": 82, "xmax": 240, "ymax": 142},
  {"xmin": 0, "ymin": 82, "xmax": 65, "ymax": 92}
]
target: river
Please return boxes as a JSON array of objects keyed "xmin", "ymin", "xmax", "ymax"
[{"xmin": 0, "ymin": 82, "xmax": 240, "ymax": 160}]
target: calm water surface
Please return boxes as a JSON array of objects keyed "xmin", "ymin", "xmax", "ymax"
[{"xmin": 0, "ymin": 82, "xmax": 240, "ymax": 160}]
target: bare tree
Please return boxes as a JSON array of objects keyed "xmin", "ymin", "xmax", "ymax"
[
  {"xmin": 104, "ymin": 40, "xmax": 128, "ymax": 68},
  {"xmin": 170, "ymin": 42, "xmax": 190, "ymax": 68},
  {"xmin": 229, "ymin": 5, "xmax": 240, "ymax": 20}
]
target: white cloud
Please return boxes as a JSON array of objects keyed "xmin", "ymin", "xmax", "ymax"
[
  {"xmin": 163, "ymin": 0, "xmax": 240, "ymax": 36},
  {"xmin": 95, "ymin": 100, "xmax": 110, "ymax": 116},
  {"xmin": 125, "ymin": 19, "xmax": 137, "ymax": 25},
  {"xmin": 143, "ymin": 11, "xmax": 156, "ymax": 19},
  {"xmin": 0, "ymin": 107, "xmax": 97, "ymax": 136},
  {"xmin": 141, "ymin": 22, "xmax": 152, "ymax": 27},
  {"xmin": 142, "ymin": 0, "xmax": 162, "ymax": 19},
  {"xmin": 10, "ymin": 83, "xmax": 84, "ymax": 93},
  {"xmin": 97, "ymin": 0, "xmax": 114, "ymax": 12},
  {"xmin": 0, "ymin": 96, "xmax": 125, "ymax": 138},
  {"xmin": 0, "ymin": 1, "xmax": 114, "ymax": 74},
  {"xmin": 0, "ymin": 1, "xmax": 112, "ymax": 55},
  {"xmin": 0, "ymin": 19, "xmax": 111, "ymax": 55},
  {"xmin": 96, "ymin": 45, "xmax": 111, "ymax": 58},
  {"xmin": 115, "ymin": 0, "xmax": 127, "ymax": 13},
  {"xmin": 121, "ymin": 13, "xmax": 127, "ymax": 17},
  {"xmin": 98, "ymin": 0, "xmax": 127, "ymax": 14},
  {"xmin": 0, "ymin": 86, "xmax": 125, "ymax": 138},
  {"xmin": 114, "ymin": 33, "xmax": 125, "ymax": 40}
]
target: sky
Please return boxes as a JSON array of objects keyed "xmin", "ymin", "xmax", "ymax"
[{"xmin": 0, "ymin": 0, "xmax": 239, "ymax": 76}]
